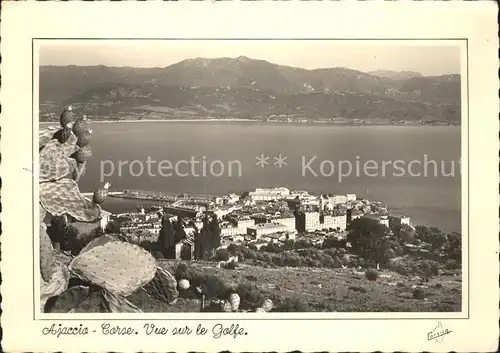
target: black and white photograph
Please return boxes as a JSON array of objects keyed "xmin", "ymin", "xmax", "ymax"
[
  {"xmin": 38, "ymin": 39, "xmax": 464, "ymax": 314},
  {"xmin": 2, "ymin": 2, "xmax": 499, "ymax": 352}
]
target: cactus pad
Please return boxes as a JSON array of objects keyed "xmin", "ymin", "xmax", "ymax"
[
  {"xmin": 39, "ymin": 204, "xmax": 49, "ymax": 224},
  {"xmin": 39, "ymin": 126, "xmax": 60, "ymax": 149},
  {"xmin": 79, "ymin": 234, "xmax": 123, "ymax": 254},
  {"xmin": 68, "ymin": 241, "xmax": 157, "ymax": 297},
  {"xmin": 39, "ymin": 140, "xmax": 78, "ymax": 182},
  {"xmin": 40, "ymin": 179, "xmax": 102, "ymax": 222},
  {"xmin": 102, "ymin": 289, "xmax": 142, "ymax": 313},
  {"xmin": 142, "ymin": 267, "xmax": 179, "ymax": 305},
  {"xmin": 40, "ymin": 223, "xmax": 55, "ymax": 282},
  {"xmin": 45, "ymin": 285, "xmax": 90, "ymax": 313},
  {"xmin": 40, "ymin": 259, "xmax": 70, "ymax": 310},
  {"xmin": 72, "ymin": 160, "xmax": 87, "ymax": 181}
]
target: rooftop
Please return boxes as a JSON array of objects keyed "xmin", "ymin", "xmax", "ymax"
[{"xmin": 248, "ymin": 222, "xmax": 287, "ymax": 230}]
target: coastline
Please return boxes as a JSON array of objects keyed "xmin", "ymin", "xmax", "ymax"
[{"xmin": 39, "ymin": 118, "xmax": 460, "ymax": 127}]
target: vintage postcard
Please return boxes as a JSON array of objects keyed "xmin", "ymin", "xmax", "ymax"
[{"xmin": 1, "ymin": 1, "xmax": 498, "ymax": 352}]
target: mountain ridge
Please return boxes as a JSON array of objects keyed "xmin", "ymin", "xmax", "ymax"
[{"xmin": 39, "ymin": 56, "xmax": 461, "ymax": 124}]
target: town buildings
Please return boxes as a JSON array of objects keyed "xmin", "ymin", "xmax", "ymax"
[
  {"xmin": 247, "ymin": 222, "xmax": 289, "ymax": 239},
  {"xmin": 389, "ymin": 214, "xmax": 411, "ymax": 228},
  {"xmin": 249, "ymin": 187, "xmax": 290, "ymax": 201},
  {"xmin": 361, "ymin": 213, "xmax": 390, "ymax": 227}
]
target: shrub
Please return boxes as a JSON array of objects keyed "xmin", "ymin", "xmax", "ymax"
[
  {"xmin": 235, "ymin": 282, "xmax": 264, "ymax": 309},
  {"xmin": 333, "ymin": 256, "xmax": 342, "ymax": 268},
  {"xmin": 412, "ymin": 287, "xmax": 426, "ymax": 299},
  {"xmin": 174, "ymin": 262, "xmax": 196, "ymax": 281},
  {"xmin": 365, "ymin": 269, "xmax": 379, "ymax": 281},
  {"xmin": 429, "ymin": 261, "xmax": 440, "ymax": 276},
  {"xmin": 265, "ymin": 242, "xmax": 283, "ymax": 253},
  {"xmin": 444, "ymin": 259, "xmax": 460, "ymax": 270},
  {"xmin": 201, "ymin": 275, "xmax": 232, "ymax": 299},
  {"xmin": 391, "ymin": 264, "xmax": 410, "ymax": 276},
  {"xmin": 152, "ymin": 251, "xmax": 164, "ymax": 259},
  {"xmin": 348, "ymin": 285, "xmax": 367, "ymax": 293},
  {"xmin": 214, "ymin": 248, "xmax": 230, "ymax": 262},
  {"xmin": 274, "ymin": 297, "xmax": 310, "ymax": 312},
  {"xmin": 398, "ymin": 292, "xmax": 413, "ymax": 299},
  {"xmin": 433, "ymin": 283, "xmax": 443, "ymax": 289},
  {"xmin": 222, "ymin": 261, "xmax": 237, "ymax": 270},
  {"xmin": 341, "ymin": 255, "xmax": 350, "ymax": 266},
  {"xmin": 245, "ymin": 275, "xmax": 257, "ymax": 282},
  {"xmin": 431, "ymin": 302, "xmax": 456, "ymax": 312}
]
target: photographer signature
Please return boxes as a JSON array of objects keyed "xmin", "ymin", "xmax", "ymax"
[{"xmin": 427, "ymin": 322, "xmax": 452, "ymax": 343}]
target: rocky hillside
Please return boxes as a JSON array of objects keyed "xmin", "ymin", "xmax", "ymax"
[{"xmin": 39, "ymin": 57, "xmax": 461, "ymax": 123}]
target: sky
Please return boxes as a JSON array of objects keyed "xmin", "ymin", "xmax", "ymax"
[{"xmin": 38, "ymin": 40, "xmax": 462, "ymax": 76}]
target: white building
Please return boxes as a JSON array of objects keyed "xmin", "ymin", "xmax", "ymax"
[
  {"xmin": 296, "ymin": 211, "xmax": 321, "ymax": 232},
  {"xmin": 249, "ymin": 187, "xmax": 290, "ymax": 201},
  {"xmin": 322, "ymin": 214, "xmax": 347, "ymax": 231},
  {"xmin": 220, "ymin": 217, "xmax": 255, "ymax": 237},
  {"xmin": 362, "ymin": 213, "xmax": 390, "ymax": 228},
  {"xmin": 247, "ymin": 222, "xmax": 288, "ymax": 239},
  {"xmin": 274, "ymin": 216, "xmax": 296, "ymax": 233},
  {"xmin": 331, "ymin": 194, "xmax": 348, "ymax": 205},
  {"xmin": 389, "ymin": 214, "xmax": 411, "ymax": 228},
  {"xmin": 226, "ymin": 193, "xmax": 240, "ymax": 205},
  {"xmin": 346, "ymin": 194, "xmax": 357, "ymax": 202}
]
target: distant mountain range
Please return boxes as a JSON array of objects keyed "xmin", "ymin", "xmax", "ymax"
[{"xmin": 39, "ymin": 56, "xmax": 461, "ymax": 124}]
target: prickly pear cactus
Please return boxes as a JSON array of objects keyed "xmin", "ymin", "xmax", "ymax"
[
  {"xmin": 142, "ymin": 266, "xmax": 179, "ymax": 305},
  {"xmin": 39, "ymin": 107, "xmax": 108, "ymax": 312},
  {"xmin": 79, "ymin": 234, "xmax": 123, "ymax": 254},
  {"xmin": 40, "ymin": 223, "xmax": 55, "ymax": 282},
  {"xmin": 40, "ymin": 179, "xmax": 102, "ymax": 222},
  {"xmin": 39, "ymin": 139, "xmax": 78, "ymax": 182},
  {"xmin": 40, "ymin": 258, "xmax": 71, "ymax": 310},
  {"xmin": 101, "ymin": 289, "xmax": 142, "ymax": 313},
  {"xmin": 68, "ymin": 241, "xmax": 157, "ymax": 297}
]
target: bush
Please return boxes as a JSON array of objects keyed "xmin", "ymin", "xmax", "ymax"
[
  {"xmin": 174, "ymin": 262, "xmax": 196, "ymax": 281},
  {"xmin": 202, "ymin": 275, "xmax": 232, "ymax": 299},
  {"xmin": 444, "ymin": 259, "xmax": 460, "ymax": 270},
  {"xmin": 365, "ymin": 269, "xmax": 379, "ymax": 281},
  {"xmin": 265, "ymin": 242, "xmax": 283, "ymax": 253},
  {"xmin": 398, "ymin": 292, "xmax": 413, "ymax": 299},
  {"xmin": 431, "ymin": 302, "xmax": 456, "ymax": 312},
  {"xmin": 235, "ymin": 282, "xmax": 264, "ymax": 309},
  {"xmin": 152, "ymin": 251, "xmax": 164, "ymax": 259},
  {"xmin": 274, "ymin": 297, "xmax": 310, "ymax": 312},
  {"xmin": 348, "ymin": 285, "xmax": 367, "ymax": 293},
  {"xmin": 412, "ymin": 287, "xmax": 426, "ymax": 299},
  {"xmin": 222, "ymin": 260, "xmax": 237, "ymax": 270},
  {"xmin": 433, "ymin": 283, "xmax": 443, "ymax": 289},
  {"xmin": 215, "ymin": 248, "xmax": 230, "ymax": 262},
  {"xmin": 245, "ymin": 275, "xmax": 257, "ymax": 282}
]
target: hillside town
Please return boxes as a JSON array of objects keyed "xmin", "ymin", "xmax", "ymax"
[{"xmin": 107, "ymin": 187, "xmax": 412, "ymax": 260}]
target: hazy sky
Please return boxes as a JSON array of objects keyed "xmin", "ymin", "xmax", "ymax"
[{"xmin": 39, "ymin": 40, "xmax": 461, "ymax": 76}]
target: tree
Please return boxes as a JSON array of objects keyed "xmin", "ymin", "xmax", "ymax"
[
  {"xmin": 445, "ymin": 232, "xmax": 461, "ymax": 262},
  {"xmin": 196, "ymin": 215, "xmax": 222, "ymax": 260},
  {"xmin": 347, "ymin": 218, "xmax": 392, "ymax": 269},
  {"xmin": 395, "ymin": 224, "xmax": 415, "ymax": 244},
  {"xmin": 158, "ymin": 215, "xmax": 176, "ymax": 258},
  {"xmin": 105, "ymin": 220, "xmax": 121, "ymax": 234}
]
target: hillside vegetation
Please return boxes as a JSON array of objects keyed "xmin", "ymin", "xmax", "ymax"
[
  {"xmin": 39, "ymin": 57, "xmax": 461, "ymax": 124},
  {"xmin": 121, "ymin": 259, "xmax": 462, "ymax": 313}
]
